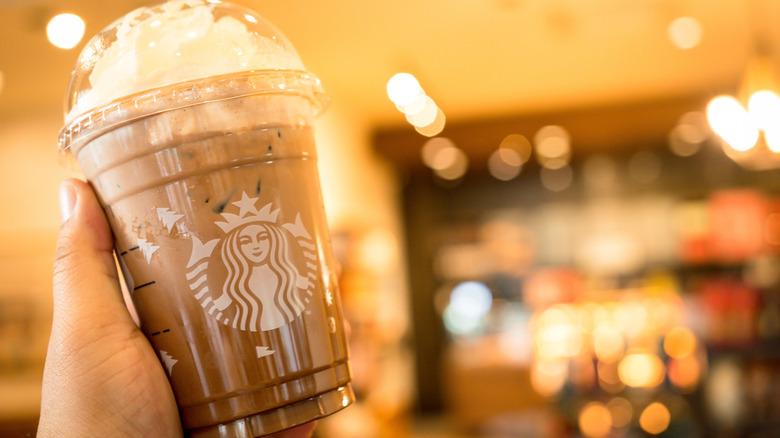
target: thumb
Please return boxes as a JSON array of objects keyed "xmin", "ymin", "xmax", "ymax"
[{"xmin": 52, "ymin": 179, "xmax": 134, "ymax": 333}]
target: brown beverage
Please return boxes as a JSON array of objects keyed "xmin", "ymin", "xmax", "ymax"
[{"xmin": 58, "ymin": 2, "xmax": 353, "ymax": 437}]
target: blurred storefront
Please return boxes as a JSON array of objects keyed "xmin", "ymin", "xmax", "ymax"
[{"xmin": 363, "ymin": 94, "xmax": 780, "ymax": 438}]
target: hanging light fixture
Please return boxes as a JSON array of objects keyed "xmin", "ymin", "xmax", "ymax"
[
  {"xmin": 707, "ymin": 51, "xmax": 780, "ymax": 169},
  {"xmin": 706, "ymin": 0, "xmax": 780, "ymax": 170}
]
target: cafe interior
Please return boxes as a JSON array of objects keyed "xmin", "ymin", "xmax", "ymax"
[{"xmin": 1, "ymin": 0, "xmax": 779, "ymax": 437}]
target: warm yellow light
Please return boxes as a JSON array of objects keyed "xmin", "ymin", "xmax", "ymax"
[
  {"xmin": 534, "ymin": 305, "xmax": 583, "ymax": 358},
  {"xmin": 639, "ymin": 402, "xmax": 671, "ymax": 435},
  {"xmin": 614, "ymin": 301, "xmax": 648, "ymax": 338},
  {"xmin": 748, "ymin": 90, "xmax": 780, "ymax": 132},
  {"xmin": 706, "ymin": 95, "xmax": 759, "ymax": 151},
  {"xmin": 593, "ymin": 322, "xmax": 625, "ymax": 362},
  {"xmin": 499, "ymin": 134, "xmax": 532, "ymax": 164},
  {"xmin": 406, "ymin": 96, "xmax": 438, "ymax": 127},
  {"xmin": 415, "ymin": 108, "xmax": 446, "ymax": 137},
  {"xmin": 387, "ymin": 73, "xmax": 422, "ymax": 106},
  {"xmin": 429, "ymin": 143, "xmax": 460, "ymax": 171},
  {"xmin": 578, "ymin": 402, "xmax": 613, "ymax": 438},
  {"xmin": 667, "ymin": 355, "xmax": 702, "ymax": 391},
  {"xmin": 432, "ymin": 146, "xmax": 468, "ymax": 180},
  {"xmin": 766, "ymin": 128, "xmax": 780, "ymax": 153},
  {"xmin": 530, "ymin": 358, "xmax": 567, "ymax": 397},
  {"xmin": 421, "ymin": 137, "xmax": 455, "ymax": 168},
  {"xmin": 607, "ymin": 397, "xmax": 633, "ymax": 428},
  {"xmin": 47, "ymin": 13, "xmax": 86, "ymax": 49},
  {"xmin": 663, "ymin": 326, "xmax": 696, "ymax": 359},
  {"xmin": 540, "ymin": 165, "xmax": 573, "ymax": 192},
  {"xmin": 618, "ymin": 352, "xmax": 665, "ymax": 388},
  {"xmin": 536, "ymin": 137, "xmax": 569, "ymax": 159},
  {"xmin": 488, "ymin": 149, "xmax": 522, "ymax": 181},
  {"xmin": 397, "ymin": 91, "xmax": 427, "ymax": 115},
  {"xmin": 667, "ymin": 17, "xmax": 702, "ymax": 50}
]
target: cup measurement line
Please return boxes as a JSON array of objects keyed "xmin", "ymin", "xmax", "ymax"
[
  {"xmin": 151, "ymin": 329, "xmax": 171, "ymax": 337},
  {"xmin": 134, "ymin": 281, "xmax": 156, "ymax": 291},
  {"xmin": 120, "ymin": 245, "xmax": 140, "ymax": 256}
]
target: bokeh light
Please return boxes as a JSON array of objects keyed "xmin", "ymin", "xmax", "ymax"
[
  {"xmin": 766, "ymin": 127, "xmax": 780, "ymax": 152},
  {"xmin": 614, "ymin": 301, "xmax": 648, "ymax": 338},
  {"xmin": 667, "ymin": 16, "xmax": 703, "ymax": 50},
  {"xmin": 443, "ymin": 282, "xmax": 493, "ymax": 335},
  {"xmin": 47, "ymin": 13, "xmax": 86, "ymax": 49},
  {"xmin": 607, "ymin": 397, "xmax": 633, "ymax": 428},
  {"xmin": 667, "ymin": 354, "xmax": 702, "ymax": 392},
  {"xmin": 405, "ymin": 96, "xmax": 438, "ymax": 127},
  {"xmin": 432, "ymin": 145, "xmax": 469, "ymax": 180},
  {"xmin": 388, "ymin": 73, "xmax": 447, "ymax": 135},
  {"xmin": 530, "ymin": 358, "xmax": 568, "ymax": 397},
  {"xmin": 488, "ymin": 148, "xmax": 523, "ymax": 181},
  {"xmin": 663, "ymin": 326, "xmax": 696, "ymax": 359},
  {"xmin": 540, "ymin": 165, "xmax": 573, "ymax": 192},
  {"xmin": 449, "ymin": 281, "xmax": 493, "ymax": 319},
  {"xmin": 500, "ymin": 134, "xmax": 532, "ymax": 163},
  {"xmin": 534, "ymin": 305, "xmax": 583, "ymax": 358},
  {"xmin": 578, "ymin": 402, "xmax": 613, "ymax": 438},
  {"xmin": 593, "ymin": 321, "xmax": 625, "ymax": 362},
  {"xmin": 535, "ymin": 125, "xmax": 571, "ymax": 168},
  {"xmin": 415, "ymin": 108, "xmax": 446, "ymax": 137},
  {"xmin": 707, "ymin": 95, "xmax": 760, "ymax": 151},
  {"xmin": 639, "ymin": 402, "xmax": 671, "ymax": 435},
  {"xmin": 582, "ymin": 154, "xmax": 618, "ymax": 192},
  {"xmin": 618, "ymin": 352, "xmax": 665, "ymax": 388},
  {"xmin": 669, "ymin": 111, "xmax": 709, "ymax": 157},
  {"xmin": 421, "ymin": 137, "xmax": 455, "ymax": 168},
  {"xmin": 748, "ymin": 90, "xmax": 780, "ymax": 132},
  {"xmin": 387, "ymin": 73, "xmax": 422, "ymax": 106}
]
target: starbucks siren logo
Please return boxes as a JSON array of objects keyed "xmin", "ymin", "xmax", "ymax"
[{"xmin": 185, "ymin": 192, "xmax": 317, "ymax": 332}]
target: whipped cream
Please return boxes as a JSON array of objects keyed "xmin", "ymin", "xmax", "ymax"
[{"xmin": 68, "ymin": 0, "xmax": 304, "ymax": 120}]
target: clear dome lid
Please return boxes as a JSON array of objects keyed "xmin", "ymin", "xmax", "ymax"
[{"xmin": 60, "ymin": 0, "xmax": 326, "ymax": 153}]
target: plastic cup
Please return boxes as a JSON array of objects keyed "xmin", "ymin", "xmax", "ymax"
[{"xmin": 58, "ymin": 2, "xmax": 353, "ymax": 436}]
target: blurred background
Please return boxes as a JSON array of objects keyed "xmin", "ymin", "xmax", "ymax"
[{"xmin": 1, "ymin": 0, "xmax": 779, "ymax": 437}]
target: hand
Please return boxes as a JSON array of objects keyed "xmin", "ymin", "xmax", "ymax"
[{"xmin": 38, "ymin": 179, "xmax": 315, "ymax": 438}]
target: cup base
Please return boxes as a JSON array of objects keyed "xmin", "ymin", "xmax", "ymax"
[{"xmin": 187, "ymin": 384, "xmax": 355, "ymax": 437}]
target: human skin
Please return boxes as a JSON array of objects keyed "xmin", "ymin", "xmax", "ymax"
[{"xmin": 38, "ymin": 178, "xmax": 315, "ymax": 438}]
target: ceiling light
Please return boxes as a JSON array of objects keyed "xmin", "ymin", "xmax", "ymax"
[
  {"xmin": 667, "ymin": 16, "xmax": 702, "ymax": 50},
  {"xmin": 47, "ymin": 13, "xmax": 86, "ymax": 50},
  {"xmin": 388, "ymin": 72, "xmax": 447, "ymax": 136},
  {"xmin": 706, "ymin": 55, "xmax": 780, "ymax": 169},
  {"xmin": 415, "ymin": 108, "xmax": 446, "ymax": 137},
  {"xmin": 748, "ymin": 90, "xmax": 780, "ymax": 132},
  {"xmin": 405, "ymin": 96, "xmax": 438, "ymax": 127},
  {"xmin": 707, "ymin": 95, "xmax": 760, "ymax": 152},
  {"xmin": 387, "ymin": 73, "xmax": 421, "ymax": 106}
]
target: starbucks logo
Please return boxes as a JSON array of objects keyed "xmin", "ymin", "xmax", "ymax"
[{"xmin": 185, "ymin": 192, "xmax": 316, "ymax": 332}]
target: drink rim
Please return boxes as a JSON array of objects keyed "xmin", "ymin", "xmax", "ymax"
[{"xmin": 58, "ymin": 69, "xmax": 327, "ymax": 155}]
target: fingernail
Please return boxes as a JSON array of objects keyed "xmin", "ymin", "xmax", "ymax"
[{"xmin": 59, "ymin": 182, "xmax": 77, "ymax": 223}]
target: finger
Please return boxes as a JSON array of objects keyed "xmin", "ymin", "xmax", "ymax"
[
  {"xmin": 269, "ymin": 422, "xmax": 317, "ymax": 438},
  {"xmin": 52, "ymin": 179, "xmax": 132, "ymax": 329}
]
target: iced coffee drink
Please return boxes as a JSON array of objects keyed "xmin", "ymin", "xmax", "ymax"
[{"xmin": 58, "ymin": 2, "xmax": 353, "ymax": 436}]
